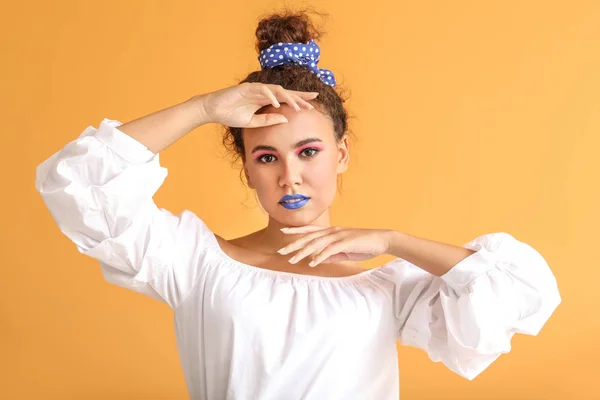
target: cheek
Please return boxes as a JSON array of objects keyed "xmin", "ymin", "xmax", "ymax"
[
  {"xmin": 249, "ymin": 169, "xmax": 269, "ymax": 190},
  {"xmin": 306, "ymin": 156, "xmax": 338, "ymax": 187}
]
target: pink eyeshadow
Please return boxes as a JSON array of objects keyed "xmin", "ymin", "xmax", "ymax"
[
  {"xmin": 296, "ymin": 144, "xmax": 324, "ymax": 155},
  {"xmin": 253, "ymin": 151, "xmax": 274, "ymax": 158}
]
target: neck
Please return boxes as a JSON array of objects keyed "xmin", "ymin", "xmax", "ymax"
[{"xmin": 256, "ymin": 209, "xmax": 332, "ymax": 254}]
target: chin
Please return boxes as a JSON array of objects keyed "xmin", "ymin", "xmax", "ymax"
[{"xmin": 272, "ymin": 209, "xmax": 315, "ymax": 225}]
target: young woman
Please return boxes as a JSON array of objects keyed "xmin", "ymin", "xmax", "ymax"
[{"xmin": 35, "ymin": 10, "xmax": 561, "ymax": 400}]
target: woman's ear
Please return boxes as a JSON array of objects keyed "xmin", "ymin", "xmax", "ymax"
[
  {"xmin": 244, "ymin": 167, "xmax": 254, "ymax": 189},
  {"xmin": 337, "ymin": 136, "xmax": 350, "ymax": 174}
]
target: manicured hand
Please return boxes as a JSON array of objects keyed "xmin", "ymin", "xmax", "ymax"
[
  {"xmin": 277, "ymin": 225, "xmax": 395, "ymax": 267},
  {"xmin": 201, "ymin": 82, "xmax": 318, "ymax": 128}
]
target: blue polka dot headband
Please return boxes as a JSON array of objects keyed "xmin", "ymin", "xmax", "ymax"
[{"xmin": 258, "ymin": 39, "xmax": 337, "ymax": 87}]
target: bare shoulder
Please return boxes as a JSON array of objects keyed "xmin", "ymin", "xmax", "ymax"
[
  {"xmin": 215, "ymin": 228, "xmax": 268, "ymax": 265},
  {"xmin": 213, "ymin": 231, "xmax": 261, "ymax": 258}
]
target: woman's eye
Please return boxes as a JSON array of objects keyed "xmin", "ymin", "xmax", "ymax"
[
  {"xmin": 259, "ymin": 155, "xmax": 276, "ymax": 163},
  {"xmin": 301, "ymin": 148, "xmax": 319, "ymax": 157}
]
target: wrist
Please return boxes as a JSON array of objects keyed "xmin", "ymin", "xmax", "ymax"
[
  {"xmin": 385, "ymin": 230, "xmax": 405, "ymax": 256},
  {"xmin": 187, "ymin": 93, "xmax": 213, "ymax": 127}
]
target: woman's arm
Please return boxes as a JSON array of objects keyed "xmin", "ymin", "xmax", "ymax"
[
  {"xmin": 386, "ymin": 231, "xmax": 476, "ymax": 276},
  {"xmin": 117, "ymin": 82, "xmax": 318, "ymax": 154},
  {"xmin": 35, "ymin": 117, "xmax": 214, "ymax": 307},
  {"xmin": 35, "ymin": 83, "xmax": 316, "ymax": 306},
  {"xmin": 380, "ymin": 232, "xmax": 561, "ymax": 380},
  {"xmin": 117, "ymin": 94, "xmax": 211, "ymax": 154}
]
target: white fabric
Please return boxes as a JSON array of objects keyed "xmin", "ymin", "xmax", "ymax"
[{"xmin": 35, "ymin": 118, "xmax": 561, "ymax": 399}]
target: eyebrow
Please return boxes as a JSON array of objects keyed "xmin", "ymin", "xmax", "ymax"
[{"xmin": 250, "ymin": 138, "xmax": 323, "ymax": 154}]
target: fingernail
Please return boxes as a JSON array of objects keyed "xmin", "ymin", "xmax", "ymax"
[
  {"xmin": 289, "ymin": 256, "xmax": 297, "ymax": 264},
  {"xmin": 277, "ymin": 248, "xmax": 287, "ymax": 254},
  {"xmin": 308, "ymin": 261, "xmax": 316, "ymax": 267}
]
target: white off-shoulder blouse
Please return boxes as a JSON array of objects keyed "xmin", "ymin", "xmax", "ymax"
[{"xmin": 35, "ymin": 119, "xmax": 561, "ymax": 400}]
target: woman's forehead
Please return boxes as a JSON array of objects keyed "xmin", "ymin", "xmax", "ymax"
[{"xmin": 244, "ymin": 105, "xmax": 334, "ymax": 145}]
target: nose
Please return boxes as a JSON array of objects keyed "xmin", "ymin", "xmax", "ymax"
[{"xmin": 278, "ymin": 157, "xmax": 303, "ymax": 188}]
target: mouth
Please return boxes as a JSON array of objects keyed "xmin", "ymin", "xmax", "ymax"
[
  {"xmin": 279, "ymin": 195, "xmax": 311, "ymax": 209},
  {"xmin": 279, "ymin": 198, "xmax": 309, "ymax": 204},
  {"xmin": 279, "ymin": 194, "xmax": 310, "ymax": 204}
]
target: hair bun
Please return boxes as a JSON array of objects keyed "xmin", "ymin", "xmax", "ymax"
[{"xmin": 255, "ymin": 9, "xmax": 325, "ymax": 53}]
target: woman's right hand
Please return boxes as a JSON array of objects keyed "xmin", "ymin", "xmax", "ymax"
[{"xmin": 200, "ymin": 82, "xmax": 319, "ymax": 128}]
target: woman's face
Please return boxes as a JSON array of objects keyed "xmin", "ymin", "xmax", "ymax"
[{"xmin": 242, "ymin": 104, "xmax": 349, "ymax": 227}]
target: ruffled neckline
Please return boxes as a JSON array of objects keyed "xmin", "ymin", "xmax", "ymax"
[{"xmin": 206, "ymin": 230, "xmax": 388, "ymax": 284}]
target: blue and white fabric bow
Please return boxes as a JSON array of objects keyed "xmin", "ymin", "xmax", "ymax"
[{"xmin": 258, "ymin": 39, "xmax": 336, "ymax": 87}]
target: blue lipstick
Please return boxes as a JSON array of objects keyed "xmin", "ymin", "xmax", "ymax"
[{"xmin": 279, "ymin": 194, "xmax": 311, "ymax": 210}]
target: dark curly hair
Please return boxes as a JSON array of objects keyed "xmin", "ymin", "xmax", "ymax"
[{"xmin": 220, "ymin": 7, "xmax": 356, "ymax": 197}]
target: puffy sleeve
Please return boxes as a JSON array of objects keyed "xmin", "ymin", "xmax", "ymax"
[
  {"xmin": 35, "ymin": 118, "xmax": 215, "ymax": 308},
  {"xmin": 378, "ymin": 232, "xmax": 561, "ymax": 380}
]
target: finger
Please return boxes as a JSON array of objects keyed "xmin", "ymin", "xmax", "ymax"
[
  {"xmin": 289, "ymin": 93, "xmax": 315, "ymax": 110},
  {"xmin": 271, "ymin": 86, "xmax": 302, "ymax": 111},
  {"xmin": 310, "ymin": 241, "xmax": 346, "ymax": 267},
  {"xmin": 282, "ymin": 92, "xmax": 302, "ymax": 111},
  {"xmin": 261, "ymin": 85, "xmax": 280, "ymax": 108},
  {"xmin": 290, "ymin": 90, "xmax": 320, "ymax": 100},
  {"xmin": 279, "ymin": 229, "xmax": 332, "ymax": 257},
  {"xmin": 288, "ymin": 233, "xmax": 342, "ymax": 264},
  {"xmin": 288, "ymin": 241, "xmax": 326, "ymax": 264},
  {"xmin": 315, "ymin": 253, "xmax": 349, "ymax": 265},
  {"xmin": 247, "ymin": 113, "xmax": 288, "ymax": 128},
  {"xmin": 281, "ymin": 225, "xmax": 323, "ymax": 234}
]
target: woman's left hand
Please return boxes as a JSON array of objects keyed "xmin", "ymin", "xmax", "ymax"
[{"xmin": 277, "ymin": 225, "xmax": 395, "ymax": 267}]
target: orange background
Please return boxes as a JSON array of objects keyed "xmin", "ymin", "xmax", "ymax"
[{"xmin": 2, "ymin": 1, "xmax": 598, "ymax": 399}]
